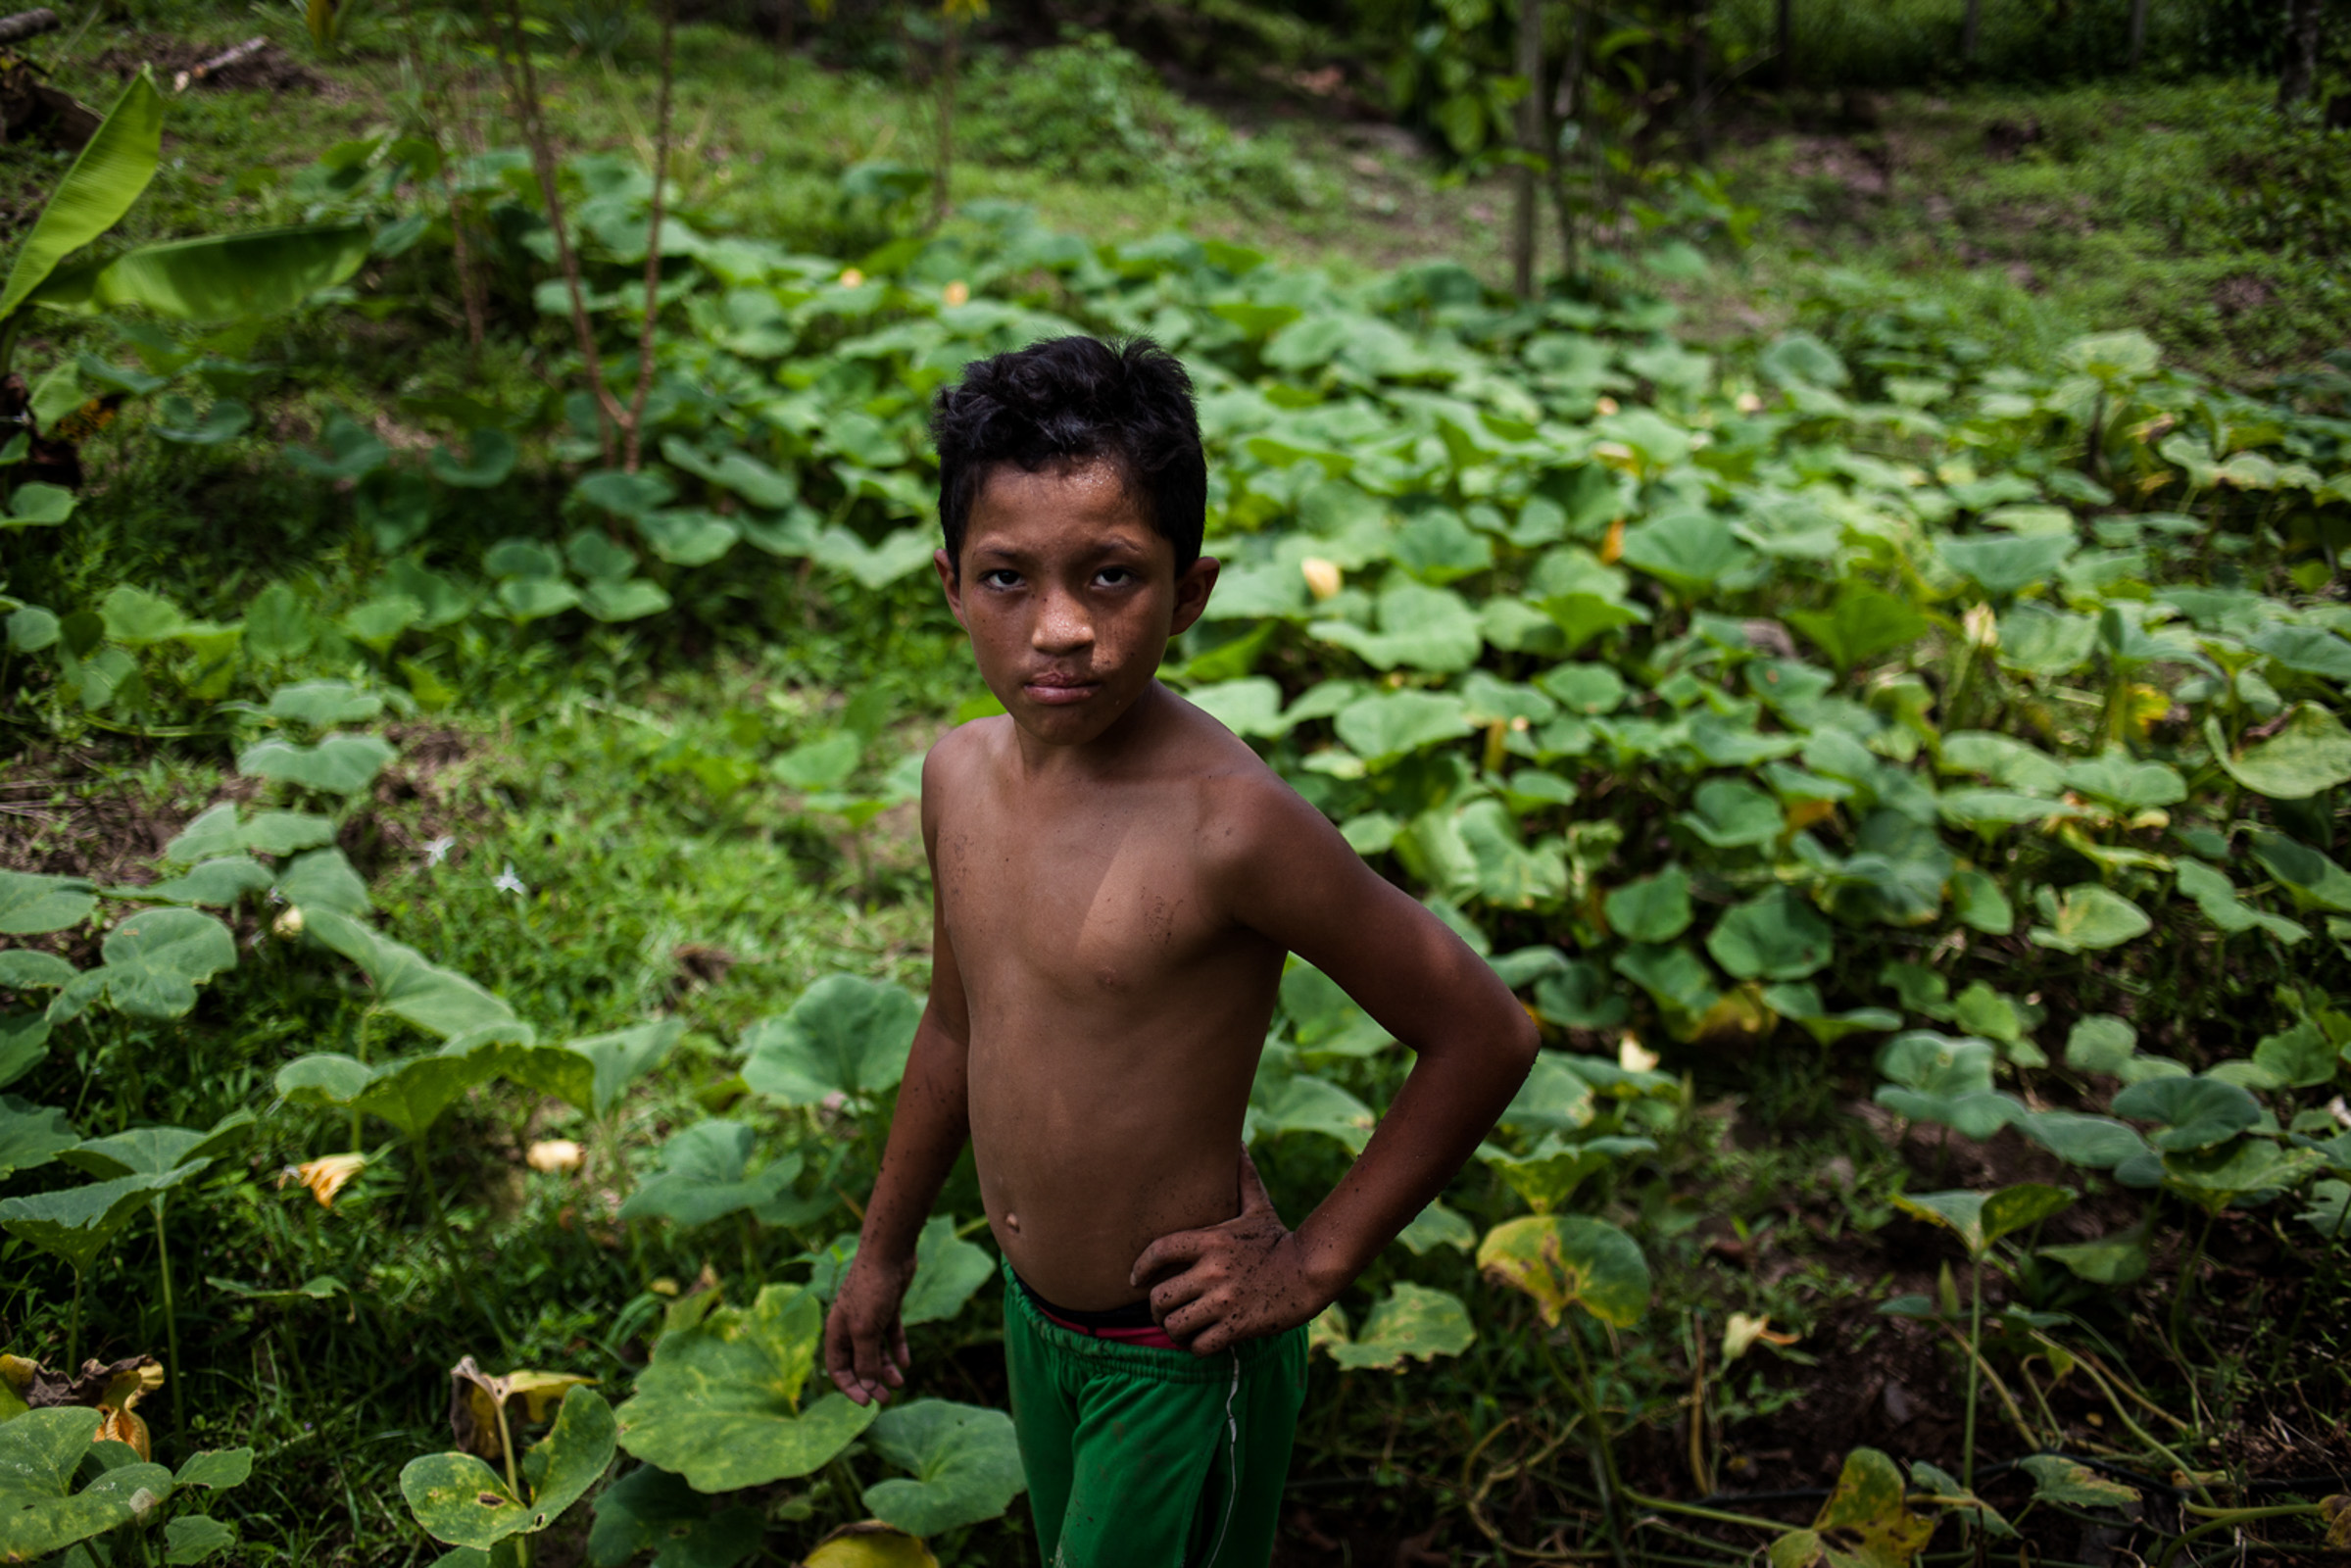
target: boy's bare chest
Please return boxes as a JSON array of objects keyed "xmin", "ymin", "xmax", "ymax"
[{"xmin": 934, "ymin": 796, "xmax": 1230, "ymax": 995}]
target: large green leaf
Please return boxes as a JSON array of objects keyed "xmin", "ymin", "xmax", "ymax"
[
  {"xmin": 2039, "ymin": 1224, "xmax": 2152, "ymax": 1285},
  {"xmin": 113, "ymin": 856, "xmax": 274, "ymax": 908},
  {"xmin": 1248, "ymin": 1068, "xmax": 1378, "ymax": 1152},
  {"xmin": 0, "ymin": 1011, "xmax": 47, "ymax": 1090},
  {"xmin": 1475, "ymin": 1213, "xmax": 1649, "ymax": 1327},
  {"xmin": 1677, "ymin": 779, "xmax": 1784, "ymax": 849},
  {"xmin": 2028, "ymin": 885, "xmax": 2151, "ymax": 954},
  {"xmin": 1706, "ymin": 887, "xmax": 1834, "ymax": 980},
  {"xmin": 0, "ymin": 1096, "xmax": 78, "ymax": 1178},
  {"xmin": 900, "ymin": 1215, "xmax": 994, "ymax": 1325},
  {"xmin": 2111, "ymin": 1075, "xmax": 2261, "ymax": 1152},
  {"xmin": 30, "ymin": 223, "xmax": 371, "ymax": 321},
  {"xmin": 586, "ymin": 1464, "xmax": 762, "ymax": 1568},
  {"xmin": 47, "ymin": 907, "xmax": 236, "ymax": 1022},
  {"xmin": 566, "ymin": 1019, "xmax": 685, "ymax": 1118},
  {"xmin": 1771, "ymin": 1447, "xmax": 1935, "ymax": 1568},
  {"xmin": 0, "ymin": 1168, "xmax": 185, "ymax": 1274},
  {"xmin": 0, "ymin": 1406, "xmax": 174, "ymax": 1562},
  {"xmin": 1310, "ymin": 582, "xmax": 1482, "ymax": 672},
  {"xmin": 2018, "ymin": 1111, "xmax": 2151, "ymax": 1171},
  {"xmin": 613, "ymin": 1285, "xmax": 877, "ymax": 1492},
  {"xmin": 618, "ymin": 1120, "xmax": 804, "ymax": 1229},
  {"xmin": 354, "ymin": 1045, "xmax": 512, "ymax": 1139},
  {"xmin": 2208, "ymin": 705, "xmax": 2351, "ymax": 801},
  {"xmin": 62, "ymin": 1111, "xmax": 250, "ymax": 1179},
  {"xmin": 237, "ymin": 733, "xmax": 397, "ymax": 795},
  {"xmin": 1618, "ymin": 511, "xmax": 1753, "ymax": 599},
  {"xmin": 269, "ymin": 680, "xmax": 385, "ymax": 728},
  {"xmin": 0, "ymin": 71, "xmax": 163, "ymax": 320},
  {"xmin": 1603, "ymin": 866, "xmax": 1691, "ymax": 944},
  {"xmin": 2247, "ymin": 831, "xmax": 2351, "ymax": 912},
  {"xmin": 861, "ymin": 1401, "xmax": 1025, "ymax": 1536},
  {"xmin": 403, "ymin": 1388, "xmax": 615, "ymax": 1548},
  {"xmin": 1873, "ymin": 1032, "xmax": 2020, "ymax": 1140},
  {"xmin": 1787, "ymin": 585, "xmax": 1926, "ymax": 671},
  {"xmin": 741, "ymin": 975, "xmax": 921, "ymax": 1105},
  {"xmin": 1940, "ymin": 531, "xmax": 2077, "ymax": 596},
  {"xmin": 0, "ymin": 870, "xmax": 95, "ymax": 936},
  {"xmin": 305, "ymin": 907, "xmax": 524, "ymax": 1044},
  {"xmin": 1314, "ymin": 1283, "xmax": 1475, "ymax": 1371},
  {"xmin": 1332, "ymin": 691, "xmax": 1473, "ymax": 765}
]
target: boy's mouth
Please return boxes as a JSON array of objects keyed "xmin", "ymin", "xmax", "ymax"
[{"xmin": 1023, "ymin": 673, "xmax": 1102, "ymax": 706}]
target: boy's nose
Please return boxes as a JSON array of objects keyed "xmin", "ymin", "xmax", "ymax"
[{"xmin": 1032, "ymin": 590, "xmax": 1093, "ymax": 653}]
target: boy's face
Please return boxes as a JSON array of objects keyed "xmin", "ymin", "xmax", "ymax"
[{"xmin": 937, "ymin": 459, "xmax": 1217, "ymax": 750}]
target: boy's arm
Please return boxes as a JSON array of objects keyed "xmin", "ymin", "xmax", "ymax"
[
  {"xmin": 823, "ymin": 761, "xmax": 974, "ymax": 1405},
  {"xmin": 1131, "ymin": 778, "xmax": 1539, "ymax": 1355}
]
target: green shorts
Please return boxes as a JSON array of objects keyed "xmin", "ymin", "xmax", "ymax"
[{"xmin": 1002, "ymin": 1259, "xmax": 1308, "ymax": 1568}]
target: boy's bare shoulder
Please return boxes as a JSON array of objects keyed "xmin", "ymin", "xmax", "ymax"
[
  {"xmin": 1158, "ymin": 691, "xmax": 1335, "ymax": 862},
  {"xmin": 921, "ymin": 715, "xmax": 1004, "ymax": 789}
]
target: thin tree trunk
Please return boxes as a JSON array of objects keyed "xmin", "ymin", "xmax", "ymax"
[
  {"xmin": 934, "ymin": 10, "xmax": 958, "ymax": 228},
  {"xmin": 1776, "ymin": 0, "xmax": 1793, "ymax": 91},
  {"xmin": 1512, "ymin": 0, "xmax": 1543, "ymax": 299},
  {"xmin": 402, "ymin": 0, "xmax": 484, "ymax": 359},
  {"xmin": 2279, "ymin": 0, "xmax": 2320, "ymax": 108},
  {"xmin": 1962, "ymin": 0, "xmax": 1982, "ymax": 66},
  {"xmin": 489, "ymin": 0, "xmax": 620, "ymax": 466},
  {"xmin": 623, "ymin": 0, "xmax": 674, "ymax": 474},
  {"xmin": 1688, "ymin": 0, "xmax": 1711, "ymax": 160},
  {"xmin": 774, "ymin": 0, "xmax": 791, "ymax": 56},
  {"xmin": 2128, "ymin": 0, "xmax": 2149, "ymax": 70},
  {"xmin": 1550, "ymin": 0, "xmax": 1586, "ymax": 273}
]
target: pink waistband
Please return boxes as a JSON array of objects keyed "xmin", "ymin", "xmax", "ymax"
[{"xmin": 1035, "ymin": 1304, "xmax": 1183, "ymax": 1351}]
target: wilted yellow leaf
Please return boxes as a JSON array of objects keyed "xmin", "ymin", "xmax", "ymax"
[
  {"xmin": 1618, "ymin": 1035, "xmax": 1660, "ymax": 1073},
  {"xmin": 1598, "ymin": 514, "xmax": 1627, "ymax": 562},
  {"xmin": 1722, "ymin": 1312, "xmax": 1799, "ymax": 1364},
  {"xmin": 526, "ymin": 1140, "xmax": 583, "ymax": 1174},
  {"xmin": 942, "ymin": 280, "xmax": 969, "ymax": 307},
  {"xmin": 2319, "ymin": 1495, "xmax": 2349, "ymax": 1548},
  {"xmin": 445, "ymin": 1355, "xmax": 599, "ymax": 1458},
  {"xmin": 94, "ymin": 1358, "xmax": 164, "ymax": 1460},
  {"xmin": 839, "ymin": 268, "xmax": 864, "ymax": 288},
  {"xmin": 1300, "ymin": 558, "xmax": 1343, "ymax": 601},
  {"xmin": 281, "ymin": 1152, "xmax": 367, "ymax": 1208}
]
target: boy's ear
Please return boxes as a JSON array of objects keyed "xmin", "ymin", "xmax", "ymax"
[
  {"xmin": 935, "ymin": 548, "xmax": 968, "ymax": 629},
  {"xmin": 1169, "ymin": 556, "xmax": 1219, "ymax": 639}
]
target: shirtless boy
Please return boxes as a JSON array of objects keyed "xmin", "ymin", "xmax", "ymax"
[{"xmin": 823, "ymin": 335, "xmax": 1539, "ymax": 1568}]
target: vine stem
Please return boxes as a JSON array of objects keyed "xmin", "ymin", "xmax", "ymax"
[
  {"xmin": 67, "ymin": 1265, "xmax": 84, "ymax": 1370},
  {"xmin": 155, "ymin": 1200, "xmax": 183, "ymax": 1440},
  {"xmin": 1539, "ymin": 1324, "xmax": 1629, "ymax": 1568},
  {"xmin": 1962, "ymin": 1251, "xmax": 1984, "ymax": 1490},
  {"xmin": 2157, "ymin": 1503, "xmax": 2327, "ymax": 1568},
  {"xmin": 2167, "ymin": 1206, "xmax": 2217, "ymax": 1356}
]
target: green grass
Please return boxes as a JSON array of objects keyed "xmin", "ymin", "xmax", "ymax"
[{"xmin": 1693, "ymin": 78, "xmax": 2350, "ymax": 383}]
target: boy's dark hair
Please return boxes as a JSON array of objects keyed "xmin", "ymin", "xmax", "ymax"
[{"xmin": 931, "ymin": 336, "xmax": 1206, "ymax": 574}]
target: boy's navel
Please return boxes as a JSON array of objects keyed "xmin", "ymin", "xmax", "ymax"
[{"xmin": 1004, "ymin": 1212, "xmax": 1020, "ymax": 1234}]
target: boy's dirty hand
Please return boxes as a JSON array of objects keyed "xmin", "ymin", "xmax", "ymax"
[
  {"xmin": 824, "ymin": 1253, "xmax": 914, "ymax": 1406},
  {"xmin": 1131, "ymin": 1146, "xmax": 1330, "ymax": 1357}
]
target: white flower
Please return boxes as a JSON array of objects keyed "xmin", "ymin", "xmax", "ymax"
[
  {"xmin": 423, "ymin": 836, "xmax": 458, "ymax": 866},
  {"xmin": 494, "ymin": 862, "xmax": 527, "ymax": 896}
]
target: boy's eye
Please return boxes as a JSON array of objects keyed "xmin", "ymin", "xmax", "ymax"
[
  {"xmin": 1095, "ymin": 566, "xmax": 1135, "ymax": 587},
  {"xmin": 980, "ymin": 569, "xmax": 1021, "ymax": 589}
]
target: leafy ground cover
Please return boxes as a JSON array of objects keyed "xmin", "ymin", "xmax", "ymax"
[{"xmin": 2, "ymin": 8, "xmax": 2350, "ymax": 1567}]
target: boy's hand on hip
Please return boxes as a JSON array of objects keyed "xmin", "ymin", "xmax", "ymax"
[
  {"xmin": 1131, "ymin": 1147, "xmax": 1331, "ymax": 1357},
  {"xmin": 824, "ymin": 1253, "xmax": 914, "ymax": 1406}
]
